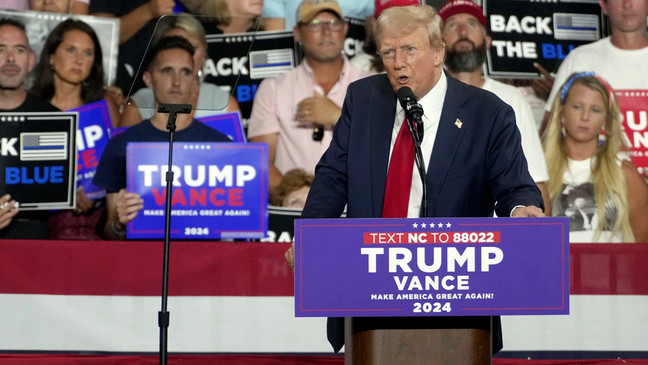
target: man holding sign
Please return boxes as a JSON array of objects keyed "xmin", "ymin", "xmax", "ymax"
[
  {"xmin": 0, "ymin": 18, "xmax": 60, "ymax": 239},
  {"xmin": 93, "ymin": 36, "xmax": 231, "ymax": 240}
]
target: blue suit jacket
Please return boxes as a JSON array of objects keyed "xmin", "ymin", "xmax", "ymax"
[
  {"xmin": 302, "ymin": 73, "xmax": 544, "ymax": 354},
  {"xmin": 303, "ymin": 72, "xmax": 543, "ymax": 220}
]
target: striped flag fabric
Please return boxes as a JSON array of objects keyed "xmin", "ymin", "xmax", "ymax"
[
  {"xmin": 0, "ymin": 240, "xmax": 647, "ymax": 361},
  {"xmin": 20, "ymin": 132, "xmax": 68, "ymax": 161},
  {"xmin": 249, "ymin": 49, "xmax": 294, "ymax": 80},
  {"xmin": 553, "ymin": 13, "xmax": 599, "ymax": 41}
]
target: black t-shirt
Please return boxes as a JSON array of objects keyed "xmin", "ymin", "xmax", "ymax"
[{"xmin": 1, "ymin": 93, "xmax": 59, "ymax": 113}]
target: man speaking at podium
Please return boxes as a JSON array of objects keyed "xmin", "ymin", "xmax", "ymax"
[{"xmin": 285, "ymin": 4, "xmax": 545, "ymax": 357}]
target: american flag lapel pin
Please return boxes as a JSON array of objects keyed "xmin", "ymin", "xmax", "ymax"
[{"xmin": 455, "ymin": 118, "xmax": 463, "ymax": 129}]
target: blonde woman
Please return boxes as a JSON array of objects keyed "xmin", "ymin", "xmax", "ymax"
[{"xmin": 543, "ymin": 72, "xmax": 648, "ymax": 242}]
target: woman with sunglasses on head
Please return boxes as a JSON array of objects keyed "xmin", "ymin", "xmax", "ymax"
[
  {"xmin": 543, "ymin": 72, "xmax": 648, "ymax": 243},
  {"xmin": 30, "ymin": 19, "xmax": 120, "ymax": 239}
]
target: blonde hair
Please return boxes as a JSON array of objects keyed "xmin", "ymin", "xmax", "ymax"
[
  {"xmin": 270, "ymin": 169, "xmax": 314, "ymax": 206},
  {"xmin": 374, "ymin": 5, "xmax": 445, "ymax": 51},
  {"xmin": 154, "ymin": 13, "xmax": 207, "ymax": 47},
  {"xmin": 543, "ymin": 73, "xmax": 633, "ymax": 241},
  {"xmin": 198, "ymin": 0, "xmax": 263, "ymax": 30}
]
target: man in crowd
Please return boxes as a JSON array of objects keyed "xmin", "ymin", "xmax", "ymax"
[
  {"xmin": 539, "ymin": 0, "xmax": 648, "ymax": 134},
  {"xmin": 0, "ymin": 18, "xmax": 59, "ymax": 238},
  {"xmin": 247, "ymin": 0, "xmax": 372, "ymax": 191},
  {"xmin": 285, "ymin": 4, "xmax": 544, "ymax": 356},
  {"xmin": 438, "ymin": 0, "xmax": 551, "ymax": 213},
  {"xmin": 93, "ymin": 36, "xmax": 231, "ymax": 240}
]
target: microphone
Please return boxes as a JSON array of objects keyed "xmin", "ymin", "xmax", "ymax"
[
  {"xmin": 396, "ymin": 86, "xmax": 424, "ymax": 142},
  {"xmin": 395, "ymin": 86, "xmax": 428, "ymax": 217}
]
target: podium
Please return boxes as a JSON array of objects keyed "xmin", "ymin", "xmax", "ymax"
[
  {"xmin": 345, "ymin": 317, "xmax": 492, "ymax": 365},
  {"xmin": 294, "ymin": 217, "xmax": 570, "ymax": 364}
]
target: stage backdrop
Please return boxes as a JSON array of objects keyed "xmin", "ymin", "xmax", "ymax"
[{"xmin": 0, "ymin": 240, "xmax": 647, "ymax": 361}]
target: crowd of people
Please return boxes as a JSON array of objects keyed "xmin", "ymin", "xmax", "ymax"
[{"xmin": 1, "ymin": 0, "xmax": 647, "ymax": 244}]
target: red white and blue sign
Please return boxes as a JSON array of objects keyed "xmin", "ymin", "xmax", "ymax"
[
  {"xmin": 71, "ymin": 100, "xmax": 113, "ymax": 200},
  {"xmin": 126, "ymin": 142, "xmax": 268, "ymax": 239},
  {"xmin": 295, "ymin": 217, "xmax": 570, "ymax": 317},
  {"xmin": 198, "ymin": 112, "xmax": 245, "ymax": 142}
]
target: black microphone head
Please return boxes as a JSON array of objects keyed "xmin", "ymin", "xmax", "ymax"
[
  {"xmin": 396, "ymin": 86, "xmax": 417, "ymax": 109},
  {"xmin": 396, "ymin": 86, "xmax": 424, "ymax": 122}
]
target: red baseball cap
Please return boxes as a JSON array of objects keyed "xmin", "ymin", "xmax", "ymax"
[
  {"xmin": 374, "ymin": 0, "xmax": 421, "ymax": 17},
  {"xmin": 437, "ymin": 0, "xmax": 487, "ymax": 28}
]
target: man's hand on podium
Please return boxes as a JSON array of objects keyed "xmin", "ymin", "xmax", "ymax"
[
  {"xmin": 512, "ymin": 205, "xmax": 544, "ymax": 217},
  {"xmin": 285, "ymin": 242, "xmax": 295, "ymax": 271}
]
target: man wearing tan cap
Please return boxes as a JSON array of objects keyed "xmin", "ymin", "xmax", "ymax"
[{"xmin": 247, "ymin": 0, "xmax": 372, "ymax": 192}]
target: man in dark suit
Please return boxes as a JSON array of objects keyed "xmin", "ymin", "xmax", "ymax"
[{"xmin": 285, "ymin": 4, "xmax": 544, "ymax": 355}]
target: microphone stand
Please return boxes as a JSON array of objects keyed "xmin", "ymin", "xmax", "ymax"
[
  {"xmin": 156, "ymin": 103, "xmax": 192, "ymax": 365},
  {"xmin": 404, "ymin": 118, "xmax": 428, "ymax": 217}
]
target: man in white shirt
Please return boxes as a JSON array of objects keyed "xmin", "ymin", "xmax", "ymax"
[{"xmin": 438, "ymin": 0, "xmax": 551, "ymax": 214}]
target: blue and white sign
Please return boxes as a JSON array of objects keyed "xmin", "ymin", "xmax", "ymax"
[
  {"xmin": 72, "ymin": 100, "xmax": 113, "ymax": 200},
  {"xmin": 295, "ymin": 217, "xmax": 570, "ymax": 317},
  {"xmin": 126, "ymin": 142, "xmax": 268, "ymax": 239}
]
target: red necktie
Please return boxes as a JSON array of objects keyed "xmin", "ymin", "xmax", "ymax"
[{"xmin": 382, "ymin": 118, "xmax": 414, "ymax": 218}]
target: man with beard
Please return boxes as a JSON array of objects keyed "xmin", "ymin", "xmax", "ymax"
[{"xmin": 438, "ymin": 0, "xmax": 551, "ymax": 213}]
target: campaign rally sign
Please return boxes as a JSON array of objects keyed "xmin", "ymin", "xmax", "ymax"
[
  {"xmin": 198, "ymin": 112, "xmax": 246, "ymax": 142},
  {"xmin": 617, "ymin": 90, "xmax": 648, "ymax": 176},
  {"xmin": 126, "ymin": 142, "xmax": 268, "ymax": 239},
  {"xmin": 295, "ymin": 217, "xmax": 569, "ymax": 317},
  {"xmin": 203, "ymin": 31, "xmax": 300, "ymax": 122},
  {"xmin": 483, "ymin": 0, "xmax": 605, "ymax": 78},
  {"xmin": 0, "ymin": 112, "xmax": 78, "ymax": 210},
  {"xmin": 72, "ymin": 100, "xmax": 113, "ymax": 200}
]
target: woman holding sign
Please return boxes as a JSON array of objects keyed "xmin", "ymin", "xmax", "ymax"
[
  {"xmin": 543, "ymin": 72, "xmax": 648, "ymax": 242},
  {"xmin": 31, "ymin": 19, "xmax": 119, "ymax": 239}
]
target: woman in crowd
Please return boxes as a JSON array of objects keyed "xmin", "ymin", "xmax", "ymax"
[
  {"xmin": 121, "ymin": 13, "xmax": 239, "ymax": 126},
  {"xmin": 29, "ymin": 0, "xmax": 89, "ymax": 14},
  {"xmin": 30, "ymin": 19, "xmax": 119, "ymax": 239},
  {"xmin": 543, "ymin": 72, "xmax": 648, "ymax": 242},
  {"xmin": 195, "ymin": 0, "xmax": 263, "ymax": 34},
  {"xmin": 270, "ymin": 168, "xmax": 313, "ymax": 209}
]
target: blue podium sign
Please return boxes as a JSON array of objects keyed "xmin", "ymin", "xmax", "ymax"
[
  {"xmin": 126, "ymin": 142, "xmax": 268, "ymax": 239},
  {"xmin": 295, "ymin": 217, "xmax": 569, "ymax": 317}
]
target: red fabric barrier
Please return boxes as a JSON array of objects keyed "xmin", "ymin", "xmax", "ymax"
[
  {"xmin": 569, "ymin": 243, "xmax": 648, "ymax": 295},
  {"xmin": 0, "ymin": 354, "xmax": 647, "ymax": 364},
  {"xmin": 1, "ymin": 240, "xmax": 647, "ymax": 296},
  {"xmin": 0, "ymin": 240, "xmax": 293, "ymax": 296}
]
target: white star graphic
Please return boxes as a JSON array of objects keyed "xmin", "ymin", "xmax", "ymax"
[
  {"xmin": 421, "ymin": 223, "xmax": 427, "ymax": 228},
  {"xmin": 429, "ymin": 223, "xmax": 435, "ymax": 228},
  {"xmin": 412, "ymin": 223, "xmax": 418, "ymax": 228},
  {"xmin": 446, "ymin": 222, "xmax": 452, "ymax": 228}
]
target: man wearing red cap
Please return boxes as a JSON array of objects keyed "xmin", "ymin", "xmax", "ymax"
[{"xmin": 438, "ymin": 0, "xmax": 551, "ymax": 214}]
